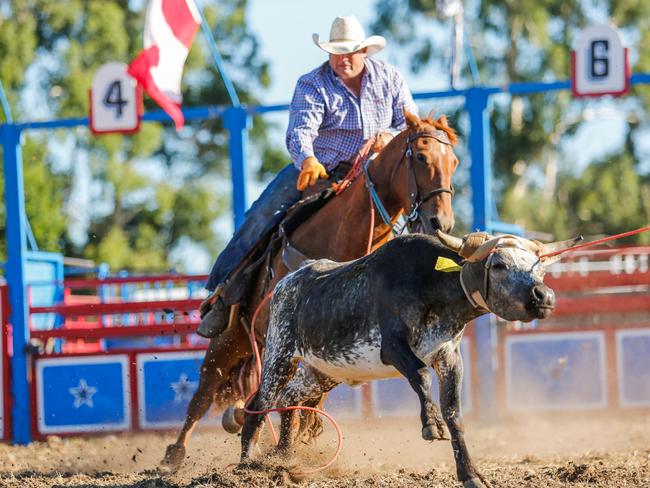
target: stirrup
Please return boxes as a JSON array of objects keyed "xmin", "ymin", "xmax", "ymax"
[
  {"xmin": 199, "ymin": 284, "xmax": 225, "ymax": 319},
  {"xmin": 197, "ymin": 296, "xmax": 230, "ymax": 338}
]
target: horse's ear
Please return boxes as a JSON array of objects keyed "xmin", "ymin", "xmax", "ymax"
[
  {"xmin": 404, "ymin": 109, "xmax": 420, "ymax": 129},
  {"xmin": 437, "ymin": 115, "xmax": 449, "ymax": 127}
]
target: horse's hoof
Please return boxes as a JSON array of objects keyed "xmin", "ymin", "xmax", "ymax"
[
  {"xmin": 160, "ymin": 444, "xmax": 185, "ymax": 471},
  {"xmin": 463, "ymin": 477, "xmax": 488, "ymax": 488},
  {"xmin": 222, "ymin": 401, "xmax": 245, "ymax": 434}
]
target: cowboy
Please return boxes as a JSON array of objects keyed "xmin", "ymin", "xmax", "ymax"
[{"xmin": 197, "ymin": 15, "xmax": 418, "ymax": 338}]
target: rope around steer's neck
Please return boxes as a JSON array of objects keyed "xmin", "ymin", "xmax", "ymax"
[
  {"xmin": 459, "ymin": 258, "xmax": 491, "ymax": 312},
  {"xmin": 456, "ymin": 225, "xmax": 650, "ymax": 313}
]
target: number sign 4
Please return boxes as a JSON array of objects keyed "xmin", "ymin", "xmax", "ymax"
[
  {"xmin": 90, "ymin": 62, "xmax": 142, "ymax": 134},
  {"xmin": 571, "ymin": 24, "xmax": 629, "ymax": 98}
]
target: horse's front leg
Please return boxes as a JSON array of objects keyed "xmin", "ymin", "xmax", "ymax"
[
  {"xmin": 161, "ymin": 326, "xmax": 251, "ymax": 470},
  {"xmin": 434, "ymin": 344, "xmax": 491, "ymax": 488},
  {"xmin": 380, "ymin": 330, "xmax": 447, "ymax": 441}
]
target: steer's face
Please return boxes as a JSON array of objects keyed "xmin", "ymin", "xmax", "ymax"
[{"xmin": 485, "ymin": 246, "xmax": 555, "ymax": 322}]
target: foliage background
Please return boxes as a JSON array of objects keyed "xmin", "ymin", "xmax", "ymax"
[
  {"xmin": 372, "ymin": 0, "xmax": 649, "ymax": 243},
  {"xmin": 0, "ymin": 0, "xmax": 274, "ymax": 272},
  {"xmin": 0, "ymin": 0, "xmax": 648, "ymax": 277}
]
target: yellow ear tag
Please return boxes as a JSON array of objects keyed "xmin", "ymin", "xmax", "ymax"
[{"xmin": 435, "ymin": 256, "xmax": 462, "ymax": 273}]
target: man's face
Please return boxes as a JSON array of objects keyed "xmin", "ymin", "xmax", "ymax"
[{"xmin": 329, "ymin": 48, "xmax": 367, "ymax": 80}]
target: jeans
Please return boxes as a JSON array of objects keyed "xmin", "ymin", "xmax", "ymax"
[{"xmin": 206, "ymin": 163, "xmax": 301, "ymax": 291}]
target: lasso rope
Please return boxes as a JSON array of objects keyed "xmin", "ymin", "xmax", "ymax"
[
  {"xmin": 238, "ymin": 168, "xmax": 383, "ymax": 473},
  {"xmin": 540, "ymin": 225, "xmax": 650, "ymax": 259},
  {"xmin": 233, "ymin": 223, "xmax": 650, "ymax": 475},
  {"xmin": 242, "ymin": 290, "xmax": 343, "ymax": 476}
]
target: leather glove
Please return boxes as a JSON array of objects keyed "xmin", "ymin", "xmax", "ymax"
[{"xmin": 297, "ymin": 156, "xmax": 329, "ymax": 191}]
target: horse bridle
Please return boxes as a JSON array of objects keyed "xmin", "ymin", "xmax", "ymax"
[
  {"xmin": 363, "ymin": 129, "xmax": 455, "ymax": 235},
  {"xmin": 404, "ymin": 130, "xmax": 455, "ymax": 224}
]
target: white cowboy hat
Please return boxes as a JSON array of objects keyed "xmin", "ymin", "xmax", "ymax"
[{"xmin": 312, "ymin": 16, "xmax": 386, "ymax": 56}]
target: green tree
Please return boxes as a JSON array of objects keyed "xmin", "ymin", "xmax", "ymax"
[
  {"xmin": 372, "ymin": 0, "xmax": 650, "ymax": 242},
  {"xmin": 0, "ymin": 0, "xmax": 67, "ymax": 260},
  {"xmin": 0, "ymin": 0, "xmax": 273, "ymax": 272}
]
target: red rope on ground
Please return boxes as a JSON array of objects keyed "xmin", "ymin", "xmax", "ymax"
[
  {"xmin": 238, "ymin": 143, "xmax": 384, "ymax": 474},
  {"xmin": 243, "ymin": 404, "xmax": 343, "ymax": 476},
  {"xmin": 248, "ymin": 290, "xmax": 278, "ymax": 444},
  {"xmin": 540, "ymin": 225, "xmax": 650, "ymax": 259},
  {"xmin": 242, "ymin": 289, "xmax": 343, "ymax": 475}
]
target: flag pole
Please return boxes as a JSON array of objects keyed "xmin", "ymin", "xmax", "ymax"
[
  {"xmin": 194, "ymin": 0, "xmax": 241, "ymax": 107},
  {"xmin": 0, "ymin": 80, "xmax": 38, "ymax": 251}
]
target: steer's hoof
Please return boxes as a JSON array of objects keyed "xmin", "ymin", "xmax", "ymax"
[
  {"xmin": 463, "ymin": 477, "xmax": 488, "ymax": 488},
  {"xmin": 160, "ymin": 443, "xmax": 185, "ymax": 472},
  {"xmin": 422, "ymin": 424, "xmax": 447, "ymax": 441},
  {"xmin": 222, "ymin": 400, "xmax": 245, "ymax": 434}
]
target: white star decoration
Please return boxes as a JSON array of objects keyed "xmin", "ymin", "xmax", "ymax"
[
  {"xmin": 170, "ymin": 373, "xmax": 198, "ymax": 403},
  {"xmin": 68, "ymin": 378, "xmax": 98, "ymax": 408}
]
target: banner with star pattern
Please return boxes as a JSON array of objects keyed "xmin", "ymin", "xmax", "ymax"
[
  {"xmin": 35, "ymin": 355, "xmax": 131, "ymax": 434},
  {"xmin": 136, "ymin": 351, "xmax": 214, "ymax": 429}
]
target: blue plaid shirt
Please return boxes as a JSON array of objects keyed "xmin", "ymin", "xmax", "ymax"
[{"xmin": 286, "ymin": 58, "xmax": 418, "ymax": 171}]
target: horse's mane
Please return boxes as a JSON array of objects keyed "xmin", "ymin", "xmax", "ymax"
[{"xmin": 422, "ymin": 116, "xmax": 458, "ymax": 146}]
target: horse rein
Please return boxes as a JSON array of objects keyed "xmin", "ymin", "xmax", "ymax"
[{"xmin": 363, "ymin": 129, "xmax": 455, "ymax": 235}]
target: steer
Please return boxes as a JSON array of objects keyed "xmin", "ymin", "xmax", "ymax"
[{"xmin": 240, "ymin": 230, "xmax": 571, "ymax": 488}]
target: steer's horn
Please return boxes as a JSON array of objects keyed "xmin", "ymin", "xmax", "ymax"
[
  {"xmin": 436, "ymin": 230, "xmax": 463, "ymax": 252},
  {"xmin": 543, "ymin": 235, "xmax": 584, "ymax": 254},
  {"xmin": 536, "ymin": 235, "xmax": 584, "ymax": 265},
  {"xmin": 459, "ymin": 231, "xmax": 491, "ymax": 259}
]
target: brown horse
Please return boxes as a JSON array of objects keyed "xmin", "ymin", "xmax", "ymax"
[{"xmin": 161, "ymin": 111, "xmax": 460, "ymax": 469}]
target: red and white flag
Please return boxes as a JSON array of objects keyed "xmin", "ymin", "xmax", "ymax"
[{"xmin": 128, "ymin": 0, "xmax": 201, "ymax": 130}]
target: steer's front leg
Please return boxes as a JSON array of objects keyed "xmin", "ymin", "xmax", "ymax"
[
  {"xmin": 380, "ymin": 331, "xmax": 447, "ymax": 441},
  {"xmin": 434, "ymin": 343, "xmax": 491, "ymax": 488}
]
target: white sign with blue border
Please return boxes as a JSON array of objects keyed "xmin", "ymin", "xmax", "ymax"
[
  {"xmin": 505, "ymin": 331, "xmax": 607, "ymax": 411},
  {"xmin": 571, "ymin": 24, "xmax": 629, "ymax": 97},
  {"xmin": 616, "ymin": 329, "xmax": 650, "ymax": 407},
  {"xmin": 36, "ymin": 355, "xmax": 131, "ymax": 434},
  {"xmin": 136, "ymin": 351, "xmax": 210, "ymax": 429}
]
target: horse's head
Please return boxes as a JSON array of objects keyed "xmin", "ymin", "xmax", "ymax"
[{"xmin": 393, "ymin": 111, "xmax": 458, "ymax": 234}]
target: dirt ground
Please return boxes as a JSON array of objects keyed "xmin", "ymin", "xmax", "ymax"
[{"xmin": 0, "ymin": 412, "xmax": 648, "ymax": 487}]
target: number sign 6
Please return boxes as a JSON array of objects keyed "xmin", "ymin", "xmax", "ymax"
[
  {"xmin": 571, "ymin": 24, "xmax": 629, "ymax": 98},
  {"xmin": 90, "ymin": 62, "xmax": 142, "ymax": 134}
]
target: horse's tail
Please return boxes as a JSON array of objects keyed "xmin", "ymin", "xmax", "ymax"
[{"xmin": 228, "ymin": 355, "xmax": 261, "ymax": 400}]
